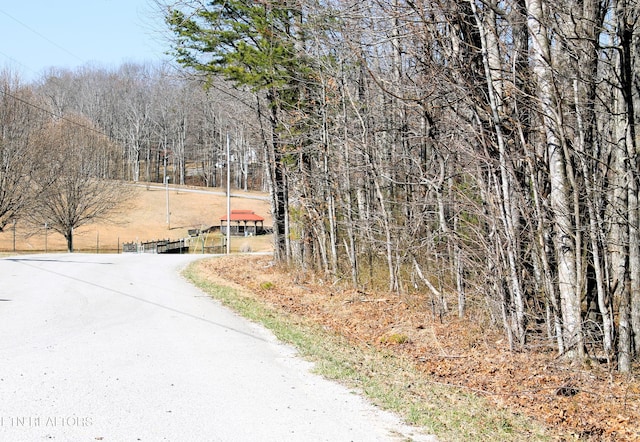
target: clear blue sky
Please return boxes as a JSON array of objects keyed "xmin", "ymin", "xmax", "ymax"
[{"xmin": 0, "ymin": 0, "xmax": 169, "ymax": 81}]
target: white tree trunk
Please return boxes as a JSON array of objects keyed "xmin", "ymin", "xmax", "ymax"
[
  {"xmin": 471, "ymin": 0, "xmax": 526, "ymax": 344},
  {"xmin": 526, "ymin": 0, "xmax": 582, "ymax": 357}
]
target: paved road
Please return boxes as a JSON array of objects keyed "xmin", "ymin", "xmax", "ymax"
[
  {"xmin": 0, "ymin": 254, "xmax": 434, "ymax": 442},
  {"xmin": 134, "ymin": 183, "xmax": 270, "ymax": 201}
]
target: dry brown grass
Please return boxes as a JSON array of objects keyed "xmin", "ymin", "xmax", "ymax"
[{"xmin": 0, "ymin": 184, "xmax": 273, "ymax": 253}]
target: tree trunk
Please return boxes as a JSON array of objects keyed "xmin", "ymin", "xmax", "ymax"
[
  {"xmin": 471, "ymin": 0, "xmax": 526, "ymax": 344},
  {"xmin": 619, "ymin": 0, "xmax": 640, "ymax": 362},
  {"xmin": 342, "ymin": 104, "xmax": 358, "ymax": 285},
  {"xmin": 613, "ymin": 0, "xmax": 638, "ymax": 372},
  {"xmin": 371, "ymin": 168, "xmax": 397, "ymax": 292},
  {"xmin": 526, "ymin": 0, "xmax": 583, "ymax": 357},
  {"xmin": 256, "ymin": 92, "xmax": 289, "ymax": 262},
  {"xmin": 65, "ymin": 228, "xmax": 74, "ymax": 253},
  {"xmin": 568, "ymin": 0, "xmax": 612, "ymax": 357}
]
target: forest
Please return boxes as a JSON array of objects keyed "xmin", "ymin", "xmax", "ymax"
[{"xmin": 1, "ymin": 0, "xmax": 639, "ymax": 373}]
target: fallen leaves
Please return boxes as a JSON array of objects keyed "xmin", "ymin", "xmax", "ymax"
[{"xmin": 200, "ymin": 255, "xmax": 640, "ymax": 441}]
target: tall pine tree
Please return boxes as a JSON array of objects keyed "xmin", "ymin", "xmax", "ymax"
[{"xmin": 167, "ymin": 0, "xmax": 310, "ymax": 261}]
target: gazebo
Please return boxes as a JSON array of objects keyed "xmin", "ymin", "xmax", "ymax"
[{"xmin": 220, "ymin": 210, "xmax": 265, "ymax": 236}]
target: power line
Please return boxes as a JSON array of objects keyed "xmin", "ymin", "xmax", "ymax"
[
  {"xmin": 0, "ymin": 49, "xmax": 35, "ymax": 76},
  {"xmin": 0, "ymin": 86, "xmax": 124, "ymax": 142},
  {"xmin": 0, "ymin": 8, "xmax": 85, "ymax": 64},
  {"xmin": 0, "ymin": 86, "xmax": 221, "ymax": 149},
  {"xmin": 0, "ymin": 6, "xmax": 154, "ymax": 141}
]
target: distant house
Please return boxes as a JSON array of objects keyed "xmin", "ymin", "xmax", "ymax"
[{"xmin": 220, "ymin": 210, "xmax": 266, "ymax": 236}]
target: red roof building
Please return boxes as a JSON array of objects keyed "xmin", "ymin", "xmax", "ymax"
[{"xmin": 220, "ymin": 210, "xmax": 266, "ymax": 236}]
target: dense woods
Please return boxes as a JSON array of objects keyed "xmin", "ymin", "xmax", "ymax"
[
  {"xmin": 163, "ymin": 0, "xmax": 640, "ymax": 372},
  {"xmin": 2, "ymin": 0, "xmax": 640, "ymax": 372}
]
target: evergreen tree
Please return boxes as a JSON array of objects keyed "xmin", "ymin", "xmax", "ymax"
[{"xmin": 167, "ymin": 0, "xmax": 311, "ymax": 261}]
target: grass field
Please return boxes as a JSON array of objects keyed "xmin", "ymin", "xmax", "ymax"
[{"xmin": 0, "ymin": 184, "xmax": 274, "ymax": 254}]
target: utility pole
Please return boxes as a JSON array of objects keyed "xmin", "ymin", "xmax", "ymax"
[
  {"xmin": 165, "ymin": 175, "xmax": 171, "ymax": 230},
  {"xmin": 226, "ymin": 133, "xmax": 231, "ymax": 254}
]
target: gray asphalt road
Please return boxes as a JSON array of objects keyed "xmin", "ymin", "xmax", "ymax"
[
  {"xmin": 134, "ymin": 184, "xmax": 270, "ymax": 201},
  {"xmin": 0, "ymin": 254, "xmax": 435, "ymax": 442}
]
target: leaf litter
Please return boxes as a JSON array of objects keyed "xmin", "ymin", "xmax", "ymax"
[{"xmin": 199, "ymin": 255, "xmax": 640, "ymax": 441}]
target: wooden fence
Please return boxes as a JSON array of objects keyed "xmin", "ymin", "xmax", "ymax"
[{"xmin": 122, "ymin": 239, "xmax": 189, "ymax": 254}]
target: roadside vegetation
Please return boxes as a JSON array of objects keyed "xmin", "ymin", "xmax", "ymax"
[
  {"xmin": 184, "ymin": 255, "xmax": 640, "ymax": 441},
  {"xmin": 184, "ymin": 258, "xmax": 553, "ymax": 442}
]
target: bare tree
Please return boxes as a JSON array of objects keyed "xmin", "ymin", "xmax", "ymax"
[
  {"xmin": 0, "ymin": 70, "xmax": 43, "ymax": 231},
  {"xmin": 27, "ymin": 114, "xmax": 131, "ymax": 252}
]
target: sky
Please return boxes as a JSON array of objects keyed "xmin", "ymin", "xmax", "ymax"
[{"xmin": 0, "ymin": 0, "xmax": 170, "ymax": 81}]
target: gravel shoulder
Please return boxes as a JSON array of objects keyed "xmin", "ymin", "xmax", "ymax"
[{"xmin": 0, "ymin": 253, "xmax": 434, "ymax": 442}]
